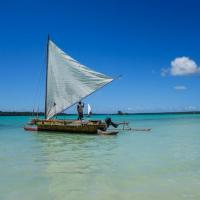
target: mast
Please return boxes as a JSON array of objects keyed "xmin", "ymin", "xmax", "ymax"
[{"xmin": 44, "ymin": 34, "xmax": 50, "ymax": 119}]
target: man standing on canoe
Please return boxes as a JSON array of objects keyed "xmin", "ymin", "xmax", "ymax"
[{"xmin": 77, "ymin": 101, "xmax": 84, "ymax": 120}]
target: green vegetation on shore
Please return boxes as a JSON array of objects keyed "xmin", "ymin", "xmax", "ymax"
[
  {"xmin": 0, "ymin": 111, "xmax": 200, "ymax": 116},
  {"xmin": 0, "ymin": 111, "xmax": 68, "ymax": 116}
]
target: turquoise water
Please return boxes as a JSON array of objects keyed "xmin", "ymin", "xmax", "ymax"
[{"xmin": 0, "ymin": 114, "xmax": 200, "ymax": 200}]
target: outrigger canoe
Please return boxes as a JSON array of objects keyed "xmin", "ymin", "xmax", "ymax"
[
  {"xmin": 24, "ymin": 118, "xmax": 120, "ymax": 135},
  {"xmin": 25, "ymin": 36, "xmax": 119, "ymax": 135}
]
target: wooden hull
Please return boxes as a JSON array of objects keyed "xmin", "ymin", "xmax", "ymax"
[
  {"xmin": 37, "ymin": 123, "xmax": 106, "ymax": 134},
  {"xmin": 27, "ymin": 119, "xmax": 107, "ymax": 134}
]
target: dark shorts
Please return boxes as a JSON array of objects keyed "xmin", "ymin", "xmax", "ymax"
[{"xmin": 78, "ymin": 112, "xmax": 83, "ymax": 119}]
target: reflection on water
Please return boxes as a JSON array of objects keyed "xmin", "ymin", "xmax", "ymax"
[{"xmin": 31, "ymin": 132, "xmax": 119, "ymax": 200}]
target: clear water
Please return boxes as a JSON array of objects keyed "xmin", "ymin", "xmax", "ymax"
[{"xmin": 0, "ymin": 114, "xmax": 200, "ymax": 200}]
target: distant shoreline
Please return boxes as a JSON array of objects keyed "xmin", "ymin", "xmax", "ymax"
[{"xmin": 0, "ymin": 111, "xmax": 200, "ymax": 116}]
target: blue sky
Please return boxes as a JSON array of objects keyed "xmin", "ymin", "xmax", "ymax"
[{"xmin": 0, "ymin": 0, "xmax": 200, "ymax": 113}]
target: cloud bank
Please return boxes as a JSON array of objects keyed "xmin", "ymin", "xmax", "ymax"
[
  {"xmin": 161, "ymin": 57, "xmax": 200, "ymax": 76},
  {"xmin": 174, "ymin": 85, "xmax": 187, "ymax": 90}
]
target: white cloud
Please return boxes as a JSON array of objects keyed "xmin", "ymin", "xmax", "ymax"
[
  {"xmin": 161, "ymin": 57, "xmax": 200, "ymax": 76},
  {"xmin": 174, "ymin": 85, "xmax": 187, "ymax": 90},
  {"xmin": 171, "ymin": 57, "xmax": 200, "ymax": 75}
]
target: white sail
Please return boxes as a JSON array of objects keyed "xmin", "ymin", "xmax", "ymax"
[
  {"xmin": 88, "ymin": 104, "xmax": 92, "ymax": 115},
  {"xmin": 46, "ymin": 40, "xmax": 113, "ymax": 119}
]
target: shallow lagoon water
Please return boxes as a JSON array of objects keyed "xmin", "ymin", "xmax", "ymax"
[{"xmin": 0, "ymin": 114, "xmax": 200, "ymax": 200}]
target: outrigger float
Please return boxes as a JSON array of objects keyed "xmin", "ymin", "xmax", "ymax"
[{"xmin": 24, "ymin": 36, "xmax": 128, "ymax": 135}]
